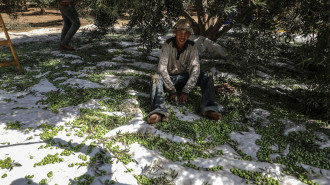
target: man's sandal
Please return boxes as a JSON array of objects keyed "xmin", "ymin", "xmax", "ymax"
[
  {"xmin": 206, "ymin": 111, "xmax": 221, "ymax": 121},
  {"xmin": 147, "ymin": 113, "xmax": 168, "ymax": 124},
  {"xmin": 60, "ymin": 44, "xmax": 75, "ymax": 51}
]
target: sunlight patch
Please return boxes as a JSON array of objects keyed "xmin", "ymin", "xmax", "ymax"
[
  {"xmin": 0, "ymin": 28, "xmax": 61, "ymax": 44},
  {"xmin": 150, "ymin": 49, "xmax": 160, "ymax": 57},
  {"xmin": 129, "ymin": 143, "xmax": 245, "ymax": 185},
  {"xmin": 300, "ymin": 164, "xmax": 330, "ymax": 184},
  {"xmin": 127, "ymin": 90, "xmax": 149, "ymax": 98},
  {"xmin": 210, "ymin": 67, "xmax": 238, "ymax": 80},
  {"xmin": 35, "ymin": 71, "xmax": 51, "ymax": 79},
  {"xmin": 60, "ymin": 78, "xmax": 104, "ymax": 89},
  {"xmin": 107, "ymin": 48, "xmax": 119, "ymax": 53},
  {"xmin": 230, "ymin": 128, "xmax": 261, "ymax": 160},
  {"xmin": 256, "ymin": 70, "xmax": 271, "ymax": 79},
  {"xmin": 282, "ymin": 119, "xmax": 306, "ymax": 136},
  {"xmin": 147, "ymin": 56, "xmax": 158, "ymax": 61},
  {"xmin": 171, "ymin": 106, "xmax": 201, "ymax": 122},
  {"xmin": 96, "ymin": 61, "xmax": 122, "ymax": 68},
  {"xmin": 112, "ymin": 55, "xmax": 130, "ymax": 62},
  {"xmin": 105, "ymin": 67, "xmax": 150, "ymax": 76},
  {"xmin": 55, "ymin": 53, "xmax": 82, "ymax": 59},
  {"xmin": 315, "ymin": 132, "xmax": 330, "ymax": 149},
  {"xmin": 101, "ymin": 75, "xmax": 134, "ymax": 89},
  {"xmin": 130, "ymin": 61, "xmax": 157, "ymax": 71},
  {"xmin": 71, "ymin": 59, "xmax": 84, "ymax": 64},
  {"xmin": 249, "ymin": 108, "xmax": 271, "ymax": 126},
  {"xmin": 30, "ymin": 78, "xmax": 58, "ymax": 93},
  {"xmin": 119, "ymin": 41, "xmax": 137, "ymax": 47},
  {"xmin": 270, "ymin": 61, "xmax": 296, "ymax": 71},
  {"xmin": 123, "ymin": 47, "xmax": 143, "ymax": 55}
]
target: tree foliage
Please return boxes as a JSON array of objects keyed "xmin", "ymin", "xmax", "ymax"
[
  {"xmin": 0, "ymin": 0, "xmax": 28, "ymax": 12},
  {"xmin": 125, "ymin": 0, "xmax": 182, "ymax": 52},
  {"xmin": 92, "ymin": 0, "xmax": 265, "ymax": 42},
  {"xmin": 89, "ymin": 0, "xmax": 328, "ymax": 51},
  {"xmin": 30, "ymin": 0, "xmax": 56, "ymax": 14},
  {"xmin": 89, "ymin": 0, "xmax": 182, "ymax": 52}
]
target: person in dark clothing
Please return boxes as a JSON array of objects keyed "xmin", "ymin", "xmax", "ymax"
[
  {"xmin": 58, "ymin": 0, "xmax": 81, "ymax": 51},
  {"xmin": 147, "ymin": 19, "xmax": 221, "ymax": 124}
]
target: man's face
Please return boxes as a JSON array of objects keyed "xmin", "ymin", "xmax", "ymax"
[{"xmin": 174, "ymin": 29, "xmax": 191, "ymax": 47}]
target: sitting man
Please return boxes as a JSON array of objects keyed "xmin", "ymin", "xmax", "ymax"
[{"xmin": 147, "ymin": 19, "xmax": 221, "ymax": 124}]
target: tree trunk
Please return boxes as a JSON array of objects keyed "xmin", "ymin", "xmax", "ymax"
[
  {"xmin": 316, "ymin": 29, "xmax": 330, "ymax": 55},
  {"xmin": 22, "ymin": 0, "xmax": 28, "ymax": 11},
  {"xmin": 40, "ymin": 6, "xmax": 46, "ymax": 15},
  {"xmin": 183, "ymin": 1, "xmax": 254, "ymax": 42},
  {"xmin": 316, "ymin": 0, "xmax": 329, "ymax": 56}
]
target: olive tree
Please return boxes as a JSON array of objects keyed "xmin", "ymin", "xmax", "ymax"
[
  {"xmin": 92, "ymin": 0, "xmax": 265, "ymax": 40},
  {"xmin": 245, "ymin": 0, "xmax": 329, "ymax": 120},
  {"xmin": 30, "ymin": 0, "xmax": 57, "ymax": 14},
  {"xmin": 257, "ymin": 0, "xmax": 329, "ymax": 59},
  {"xmin": 0, "ymin": 0, "xmax": 28, "ymax": 12}
]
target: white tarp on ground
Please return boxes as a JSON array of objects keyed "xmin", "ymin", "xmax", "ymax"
[{"xmin": 0, "ymin": 26, "xmax": 329, "ymax": 185}]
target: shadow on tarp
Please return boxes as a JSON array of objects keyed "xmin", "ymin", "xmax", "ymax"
[
  {"xmin": 55, "ymin": 137, "xmax": 116, "ymax": 185},
  {"xmin": 0, "ymin": 141, "xmax": 42, "ymax": 149},
  {"xmin": 11, "ymin": 178, "xmax": 38, "ymax": 185},
  {"xmin": 8, "ymin": 136, "xmax": 127, "ymax": 185},
  {"xmin": 53, "ymin": 138, "xmax": 133, "ymax": 185},
  {"xmin": 245, "ymin": 83, "xmax": 329, "ymax": 122}
]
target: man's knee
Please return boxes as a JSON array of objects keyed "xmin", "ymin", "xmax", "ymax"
[
  {"xmin": 201, "ymin": 71, "xmax": 213, "ymax": 79},
  {"xmin": 152, "ymin": 74, "xmax": 161, "ymax": 85},
  {"xmin": 73, "ymin": 20, "xmax": 81, "ymax": 29},
  {"xmin": 207, "ymin": 71, "xmax": 213, "ymax": 78},
  {"xmin": 76, "ymin": 20, "xmax": 81, "ymax": 28}
]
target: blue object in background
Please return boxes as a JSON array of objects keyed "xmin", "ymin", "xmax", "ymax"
[{"xmin": 225, "ymin": 20, "xmax": 232, "ymax": 24}]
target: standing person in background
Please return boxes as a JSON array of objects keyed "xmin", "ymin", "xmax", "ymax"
[{"xmin": 58, "ymin": 0, "xmax": 80, "ymax": 51}]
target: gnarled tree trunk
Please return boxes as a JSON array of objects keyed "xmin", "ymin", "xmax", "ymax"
[{"xmin": 182, "ymin": 0, "xmax": 254, "ymax": 42}]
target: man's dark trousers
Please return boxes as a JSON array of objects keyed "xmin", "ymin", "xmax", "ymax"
[
  {"xmin": 59, "ymin": 4, "xmax": 80, "ymax": 45},
  {"xmin": 149, "ymin": 71, "xmax": 218, "ymax": 118}
]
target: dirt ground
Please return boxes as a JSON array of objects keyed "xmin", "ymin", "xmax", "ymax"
[{"xmin": 1, "ymin": 7, "xmax": 93, "ymax": 32}]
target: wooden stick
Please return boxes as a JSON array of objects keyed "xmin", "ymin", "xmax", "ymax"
[{"xmin": 0, "ymin": 13, "xmax": 23, "ymax": 72}]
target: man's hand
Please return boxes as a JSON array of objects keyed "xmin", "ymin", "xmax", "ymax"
[
  {"xmin": 180, "ymin": 93, "xmax": 188, "ymax": 105},
  {"xmin": 169, "ymin": 93, "xmax": 178, "ymax": 104}
]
